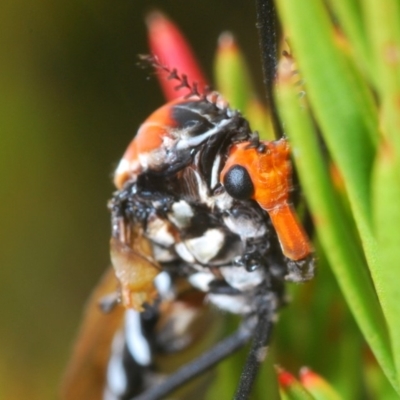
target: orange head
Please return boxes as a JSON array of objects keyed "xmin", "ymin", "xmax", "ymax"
[
  {"xmin": 220, "ymin": 139, "xmax": 312, "ymax": 261},
  {"xmin": 220, "ymin": 139, "xmax": 292, "ymax": 210}
]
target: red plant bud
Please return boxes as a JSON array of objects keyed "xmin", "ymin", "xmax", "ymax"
[
  {"xmin": 299, "ymin": 367, "xmax": 319, "ymax": 386},
  {"xmin": 300, "ymin": 367, "xmax": 341, "ymax": 399},
  {"xmin": 146, "ymin": 11, "xmax": 208, "ymax": 101},
  {"xmin": 277, "ymin": 367, "xmax": 297, "ymax": 387}
]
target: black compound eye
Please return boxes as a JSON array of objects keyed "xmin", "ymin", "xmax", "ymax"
[{"xmin": 223, "ymin": 165, "xmax": 254, "ymax": 200}]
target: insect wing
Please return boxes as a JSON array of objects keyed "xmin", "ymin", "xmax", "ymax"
[
  {"xmin": 110, "ymin": 222, "xmax": 161, "ymax": 311},
  {"xmin": 61, "ymin": 268, "xmax": 124, "ymax": 400}
]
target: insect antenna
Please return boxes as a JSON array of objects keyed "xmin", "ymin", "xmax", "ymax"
[
  {"xmin": 254, "ymin": 0, "xmax": 284, "ymax": 139},
  {"xmin": 138, "ymin": 53, "xmax": 236, "ymax": 115},
  {"xmin": 138, "ymin": 54, "xmax": 209, "ymax": 98}
]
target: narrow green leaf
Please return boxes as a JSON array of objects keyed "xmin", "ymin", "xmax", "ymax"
[
  {"xmin": 372, "ymin": 142, "xmax": 400, "ymax": 388},
  {"xmin": 364, "ymin": 0, "xmax": 400, "ymax": 162},
  {"xmin": 205, "ymin": 315, "xmax": 245, "ymax": 400},
  {"xmin": 365, "ymin": 354, "xmax": 400, "ymax": 400},
  {"xmin": 276, "ymin": 0, "xmax": 378, "ymax": 266},
  {"xmin": 327, "ymin": 0, "xmax": 372, "ymax": 81},
  {"xmin": 274, "ymin": 246, "xmax": 364, "ymax": 396},
  {"xmin": 330, "ymin": 314, "xmax": 364, "ymax": 399},
  {"xmin": 213, "ymin": 32, "xmax": 274, "ymax": 139},
  {"xmin": 254, "ymin": 354, "xmax": 281, "ymax": 400},
  {"xmin": 275, "ymin": 66, "xmax": 397, "ymax": 391},
  {"xmin": 245, "ymin": 98, "xmax": 275, "ymax": 140},
  {"xmin": 364, "ymin": 7, "xmax": 400, "ymax": 368},
  {"xmin": 214, "ymin": 31, "xmax": 255, "ymax": 112}
]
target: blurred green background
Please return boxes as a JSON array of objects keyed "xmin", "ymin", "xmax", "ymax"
[{"xmin": 0, "ymin": 1, "xmax": 264, "ymax": 399}]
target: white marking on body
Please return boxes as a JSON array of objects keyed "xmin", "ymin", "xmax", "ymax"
[
  {"xmin": 152, "ymin": 243, "xmax": 176, "ymax": 263},
  {"xmin": 184, "ymin": 228, "xmax": 225, "ymax": 264},
  {"xmin": 219, "ymin": 266, "xmax": 264, "ymax": 291},
  {"xmin": 106, "ymin": 331, "xmax": 127, "ymax": 397},
  {"xmin": 191, "ymin": 168, "xmax": 211, "ymax": 206},
  {"xmin": 146, "ymin": 217, "xmax": 175, "ymax": 247},
  {"xmin": 139, "ymin": 148, "xmax": 167, "ymax": 171},
  {"xmin": 175, "ymin": 242, "xmax": 196, "ymax": 263},
  {"xmin": 172, "ymin": 306, "xmax": 198, "ymax": 336},
  {"xmin": 114, "ymin": 158, "xmax": 140, "ymax": 186},
  {"xmin": 223, "ymin": 214, "xmax": 266, "ymax": 239},
  {"xmin": 207, "ymin": 293, "xmax": 253, "ymax": 314},
  {"xmin": 125, "ymin": 309, "xmax": 151, "ymax": 366},
  {"xmin": 154, "ymin": 271, "xmax": 173, "ymax": 299},
  {"xmin": 210, "ymin": 154, "xmax": 221, "ymax": 189},
  {"xmin": 214, "ymin": 191, "xmax": 233, "ymax": 210},
  {"xmin": 168, "ymin": 200, "xmax": 194, "ymax": 228},
  {"xmin": 114, "ymin": 158, "xmax": 130, "ymax": 179},
  {"xmin": 188, "ymin": 271, "xmax": 215, "ymax": 292},
  {"xmin": 216, "ymin": 96, "xmax": 229, "ymax": 110},
  {"xmin": 176, "ymin": 119, "xmax": 231, "ymax": 150}
]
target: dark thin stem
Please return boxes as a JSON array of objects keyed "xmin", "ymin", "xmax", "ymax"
[
  {"xmin": 233, "ymin": 308, "xmax": 274, "ymax": 399},
  {"xmin": 131, "ymin": 316, "xmax": 257, "ymax": 400},
  {"xmin": 254, "ymin": 0, "xmax": 283, "ymax": 139}
]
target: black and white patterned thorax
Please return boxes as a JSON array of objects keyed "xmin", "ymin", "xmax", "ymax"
[{"xmin": 110, "ymin": 97, "xmax": 288, "ymax": 315}]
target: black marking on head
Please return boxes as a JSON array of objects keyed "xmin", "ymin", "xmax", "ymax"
[
  {"xmin": 172, "ymin": 103, "xmax": 214, "ymax": 136},
  {"xmin": 223, "ymin": 165, "xmax": 254, "ymax": 200}
]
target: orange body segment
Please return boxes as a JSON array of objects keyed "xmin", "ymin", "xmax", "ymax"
[
  {"xmin": 114, "ymin": 98, "xmax": 186, "ymax": 189},
  {"xmin": 60, "ymin": 268, "xmax": 124, "ymax": 400}
]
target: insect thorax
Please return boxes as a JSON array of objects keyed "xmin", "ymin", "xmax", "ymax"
[{"xmin": 110, "ymin": 101, "xmax": 289, "ymax": 315}]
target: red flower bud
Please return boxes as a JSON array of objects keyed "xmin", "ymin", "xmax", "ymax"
[{"xmin": 146, "ymin": 11, "xmax": 208, "ymax": 100}]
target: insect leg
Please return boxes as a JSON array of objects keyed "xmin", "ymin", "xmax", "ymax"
[
  {"xmin": 130, "ymin": 315, "xmax": 258, "ymax": 400},
  {"xmin": 234, "ymin": 306, "xmax": 274, "ymax": 400}
]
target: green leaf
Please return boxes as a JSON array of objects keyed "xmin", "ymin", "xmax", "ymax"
[
  {"xmin": 364, "ymin": 0, "xmax": 400, "ymax": 161},
  {"xmin": 214, "ymin": 31, "xmax": 255, "ymax": 112},
  {"xmin": 213, "ymin": 32, "xmax": 274, "ymax": 139},
  {"xmin": 275, "ymin": 246, "xmax": 364, "ymax": 398},
  {"xmin": 276, "ymin": 0, "xmax": 378, "ymax": 268},
  {"xmin": 363, "ymin": 11, "xmax": 400, "ymax": 383},
  {"xmin": 372, "ymin": 143, "xmax": 400, "ymax": 388},
  {"xmin": 365, "ymin": 353, "xmax": 400, "ymax": 400},
  {"xmin": 245, "ymin": 98, "xmax": 275, "ymax": 140},
  {"xmin": 327, "ymin": 0, "xmax": 372, "ymax": 81},
  {"xmin": 205, "ymin": 315, "xmax": 245, "ymax": 400},
  {"xmin": 275, "ymin": 64, "xmax": 397, "ymax": 392},
  {"xmin": 254, "ymin": 354, "xmax": 281, "ymax": 400}
]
